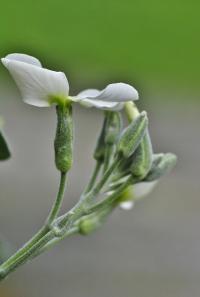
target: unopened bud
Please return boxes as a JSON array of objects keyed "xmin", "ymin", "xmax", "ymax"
[
  {"xmin": 94, "ymin": 111, "xmax": 122, "ymax": 162},
  {"xmin": 54, "ymin": 103, "xmax": 73, "ymax": 173},
  {"xmin": 145, "ymin": 153, "xmax": 177, "ymax": 182},
  {"xmin": 117, "ymin": 111, "xmax": 148, "ymax": 158},
  {"xmin": 104, "ymin": 111, "xmax": 122, "ymax": 145},
  {"xmin": 79, "ymin": 214, "xmax": 101, "ymax": 235},
  {"xmin": 130, "ymin": 131, "xmax": 153, "ymax": 180}
]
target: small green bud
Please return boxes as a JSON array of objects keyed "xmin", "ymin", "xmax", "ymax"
[
  {"xmin": 145, "ymin": 153, "xmax": 177, "ymax": 182},
  {"xmin": 117, "ymin": 111, "xmax": 148, "ymax": 158},
  {"xmin": 94, "ymin": 117, "xmax": 107, "ymax": 162},
  {"xmin": 94, "ymin": 111, "xmax": 122, "ymax": 162},
  {"xmin": 130, "ymin": 131, "xmax": 153, "ymax": 180},
  {"xmin": 112, "ymin": 184, "xmax": 133, "ymax": 204},
  {"xmin": 104, "ymin": 111, "xmax": 122, "ymax": 145},
  {"xmin": 54, "ymin": 103, "xmax": 73, "ymax": 173},
  {"xmin": 79, "ymin": 214, "xmax": 101, "ymax": 235}
]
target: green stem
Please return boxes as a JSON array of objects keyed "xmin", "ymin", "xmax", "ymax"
[
  {"xmin": 57, "ymin": 156, "xmax": 122, "ymax": 229},
  {"xmin": 0, "ymin": 171, "xmax": 68, "ymax": 281},
  {"xmin": 0, "ymin": 231, "xmax": 55, "ymax": 280},
  {"xmin": 85, "ymin": 176, "xmax": 133, "ymax": 215},
  {"xmin": 0, "ymin": 153, "xmax": 120, "ymax": 281},
  {"xmin": 46, "ymin": 172, "xmax": 67, "ymax": 225},
  {"xmin": 84, "ymin": 161, "xmax": 102, "ymax": 193},
  {"xmin": 87, "ymin": 156, "xmax": 121, "ymax": 199},
  {"xmin": 103, "ymin": 145, "xmax": 114, "ymax": 173},
  {"xmin": 31, "ymin": 226, "xmax": 79, "ymax": 258},
  {"xmin": 0, "ymin": 227, "xmax": 48, "ymax": 275}
]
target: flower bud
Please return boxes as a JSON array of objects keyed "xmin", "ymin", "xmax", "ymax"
[
  {"xmin": 79, "ymin": 214, "xmax": 101, "ymax": 235},
  {"xmin": 104, "ymin": 111, "xmax": 122, "ymax": 145},
  {"xmin": 54, "ymin": 103, "xmax": 73, "ymax": 172},
  {"xmin": 117, "ymin": 111, "xmax": 148, "ymax": 158},
  {"xmin": 94, "ymin": 111, "xmax": 122, "ymax": 162},
  {"xmin": 145, "ymin": 153, "xmax": 177, "ymax": 182},
  {"xmin": 130, "ymin": 131, "xmax": 153, "ymax": 180}
]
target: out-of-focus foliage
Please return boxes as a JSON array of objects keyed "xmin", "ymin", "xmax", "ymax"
[
  {"xmin": 0, "ymin": 0, "xmax": 199, "ymax": 94},
  {"xmin": 0, "ymin": 130, "xmax": 10, "ymax": 161}
]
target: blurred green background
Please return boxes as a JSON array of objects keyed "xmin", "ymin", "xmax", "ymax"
[
  {"xmin": 0, "ymin": 1, "xmax": 200, "ymax": 297},
  {"xmin": 0, "ymin": 0, "xmax": 199, "ymax": 96}
]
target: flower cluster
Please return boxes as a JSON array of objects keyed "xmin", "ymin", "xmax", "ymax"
[
  {"xmin": 0, "ymin": 53, "xmax": 177, "ymax": 281},
  {"xmin": 1, "ymin": 53, "xmax": 177, "ymax": 210}
]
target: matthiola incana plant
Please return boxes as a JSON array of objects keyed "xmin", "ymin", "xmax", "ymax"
[{"xmin": 0, "ymin": 53, "xmax": 177, "ymax": 281}]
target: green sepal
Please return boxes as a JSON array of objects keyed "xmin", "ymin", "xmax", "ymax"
[
  {"xmin": 0, "ymin": 131, "xmax": 11, "ymax": 161},
  {"xmin": 145, "ymin": 153, "xmax": 177, "ymax": 182},
  {"xmin": 54, "ymin": 103, "xmax": 73, "ymax": 173},
  {"xmin": 117, "ymin": 111, "xmax": 148, "ymax": 159}
]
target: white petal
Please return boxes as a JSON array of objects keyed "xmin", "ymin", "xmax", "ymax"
[
  {"xmin": 4, "ymin": 53, "xmax": 42, "ymax": 67},
  {"xmin": 73, "ymin": 83, "xmax": 138, "ymax": 110},
  {"xmin": 119, "ymin": 181, "xmax": 158, "ymax": 211},
  {"xmin": 72, "ymin": 89, "xmax": 120, "ymax": 110},
  {"xmin": 76, "ymin": 89, "xmax": 101, "ymax": 99},
  {"xmin": 134, "ymin": 181, "xmax": 158, "ymax": 200},
  {"xmin": 1, "ymin": 54, "xmax": 69, "ymax": 107},
  {"xmin": 77, "ymin": 83, "xmax": 138, "ymax": 102},
  {"xmin": 94, "ymin": 83, "xmax": 138, "ymax": 102},
  {"xmin": 80, "ymin": 99, "xmax": 124, "ymax": 110},
  {"xmin": 120, "ymin": 201, "xmax": 135, "ymax": 210}
]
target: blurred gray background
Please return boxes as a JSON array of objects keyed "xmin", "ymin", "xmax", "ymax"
[{"xmin": 0, "ymin": 84, "xmax": 199, "ymax": 297}]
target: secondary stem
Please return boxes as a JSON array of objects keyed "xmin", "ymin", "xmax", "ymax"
[
  {"xmin": 86, "ymin": 176, "xmax": 133, "ymax": 214},
  {"xmin": 84, "ymin": 161, "xmax": 102, "ymax": 193},
  {"xmin": 46, "ymin": 172, "xmax": 67, "ymax": 225}
]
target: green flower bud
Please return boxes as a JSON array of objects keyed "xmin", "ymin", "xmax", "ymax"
[
  {"xmin": 145, "ymin": 153, "xmax": 177, "ymax": 182},
  {"xmin": 94, "ymin": 111, "xmax": 122, "ymax": 162},
  {"xmin": 93, "ymin": 117, "xmax": 107, "ymax": 162},
  {"xmin": 130, "ymin": 131, "xmax": 153, "ymax": 180},
  {"xmin": 104, "ymin": 111, "xmax": 122, "ymax": 145},
  {"xmin": 117, "ymin": 111, "xmax": 148, "ymax": 159},
  {"xmin": 79, "ymin": 214, "xmax": 101, "ymax": 235},
  {"xmin": 54, "ymin": 103, "xmax": 73, "ymax": 173}
]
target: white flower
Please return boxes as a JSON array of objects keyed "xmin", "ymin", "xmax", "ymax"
[
  {"xmin": 120, "ymin": 181, "xmax": 158, "ymax": 210},
  {"xmin": 1, "ymin": 53, "xmax": 139, "ymax": 110}
]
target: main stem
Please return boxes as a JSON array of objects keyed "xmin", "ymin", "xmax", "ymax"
[{"xmin": 0, "ymin": 171, "xmax": 67, "ymax": 281}]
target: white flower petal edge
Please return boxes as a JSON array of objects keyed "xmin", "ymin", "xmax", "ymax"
[
  {"xmin": 120, "ymin": 181, "xmax": 158, "ymax": 210},
  {"xmin": 73, "ymin": 83, "xmax": 139, "ymax": 110},
  {"xmin": 120, "ymin": 201, "xmax": 135, "ymax": 210},
  {"xmin": 1, "ymin": 54, "xmax": 69, "ymax": 107},
  {"xmin": 4, "ymin": 53, "xmax": 42, "ymax": 67},
  {"xmin": 78, "ymin": 83, "xmax": 139, "ymax": 102}
]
